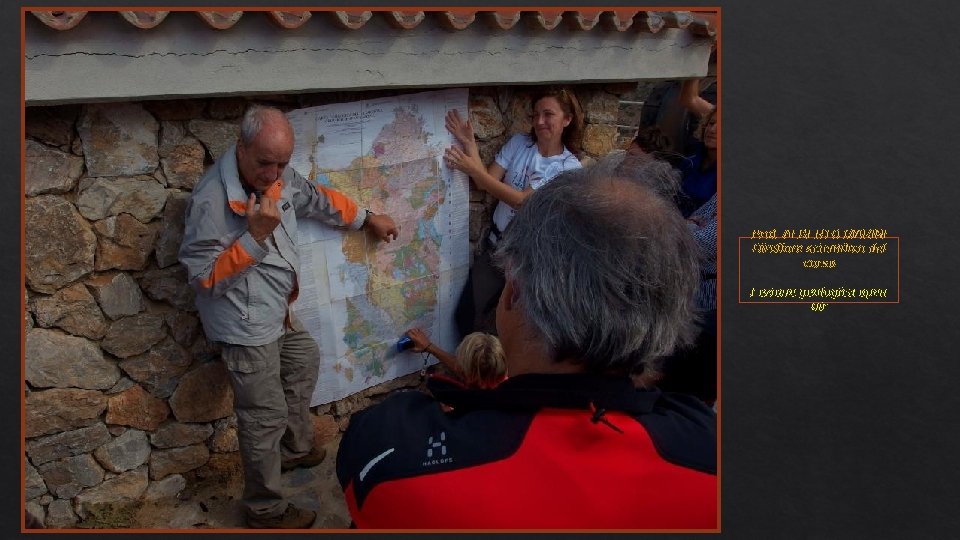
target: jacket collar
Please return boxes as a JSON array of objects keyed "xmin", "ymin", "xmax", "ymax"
[
  {"xmin": 430, "ymin": 372, "xmax": 659, "ymax": 415},
  {"xmin": 219, "ymin": 143, "xmax": 285, "ymax": 216}
]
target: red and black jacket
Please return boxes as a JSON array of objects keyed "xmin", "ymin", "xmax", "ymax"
[{"xmin": 337, "ymin": 373, "xmax": 717, "ymax": 529}]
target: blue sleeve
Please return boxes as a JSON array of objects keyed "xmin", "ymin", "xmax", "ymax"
[{"xmin": 687, "ymin": 195, "xmax": 718, "ymax": 260}]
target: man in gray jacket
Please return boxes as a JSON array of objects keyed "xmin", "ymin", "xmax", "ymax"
[{"xmin": 179, "ymin": 105, "xmax": 398, "ymax": 529}]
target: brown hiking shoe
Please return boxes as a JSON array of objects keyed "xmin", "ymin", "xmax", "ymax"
[
  {"xmin": 281, "ymin": 446, "xmax": 327, "ymax": 472},
  {"xmin": 246, "ymin": 504, "xmax": 317, "ymax": 529}
]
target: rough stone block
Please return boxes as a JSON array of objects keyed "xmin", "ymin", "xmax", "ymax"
[
  {"xmin": 25, "ymin": 459, "xmax": 48, "ymax": 500},
  {"xmin": 101, "ymin": 313, "xmax": 166, "ymax": 358},
  {"xmin": 169, "ymin": 362, "xmax": 234, "ymax": 423},
  {"xmin": 582, "ymin": 89, "xmax": 619, "ymax": 125},
  {"xmin": 106, "ymin": 385, "xmax": 170, "ymax": 431},
  {"xmin": 25, "ymin": 329, "xmax": 120, "ymax": 390},
  {"xmin": 187, "ymin": 119, "xmax": 238, "ymax": 161},
  {"xmin": 149, "ymin": 444, "xmax": 210, "ymax": 480},
  {"xmin": 139, "ymin": 266, "xmax": 196, "ymax": 312},
  {"xmin": 26, "ymin": 423, "xmax": 112, "ymax": 466},
  {"xmin": 144, "ymin": 474, "xmax": 187, "ymax": 501},
  {"xmin": 38, "ymin": 453, "xmax": 105, "ymax": 499},
  {"xmin": 31, "ymin": 283, "xmax": 108, "ymax": 340},
  {"xmin": 119, "ymin": 336, "xmax": 192, "ymax": 399},
  {"xmin": 25, "ymin": 195, "xmax": 96, "ymax": 294},
  {"xmin": 26, "ymin": 104, "xmax": 79, "ymax": 147},
  {"xmin": 150, "ymin": 421, "xmax": 214, "ymax": 449},
  {"xmin": 26, "ymin": 388, "xmax": 107, "ymax": 438},
  {"xmin": 85, "ymin": 272, "xmax": 144, "ymax": 321},
  {"xmin": 582, "ymin": 123, "xmax": 618, "ymax": 158},
  {"xmin": 94, "ymin": 429, "xmax": 151, "ymax": 473},
  {"xmin": 77, "ymin": 175, "xmax": 168, "ymax": 223},
  {"xmin": 45, "ymin": 499, "xmax": 79, "ymax": 529},
  {"xmin": 25, "ymin": 139, "xmax": 85, "ymax": 196},
  {"xmin": 154, "ymin": 192, "xmax": 191, "ymax": 269},
  {"xmin": 93, "ymin": 214, "xmax": 161, "ymax": 272},
  {"xmin": 163, "ymin": 310, "xmax": 200, "ymax": 348},
  {"xmin": 467, "ymin": 94, "xmax": 505, "ymax": 141},
  {"xmin": 160, "ymin": 138, "xmax": 206, "ymax": 190},
  {"xmin": 74, "ymin": 466, "xmax": 148, "ymax": 520},
  {"xmin": 25, "ymin": 500, "xmax": 45, "ymax": 529},
  {"xmin": 77, "ymin": 103, "xmax": 159, "ymax": 177}
]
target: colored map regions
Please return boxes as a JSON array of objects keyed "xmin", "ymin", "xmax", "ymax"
[{"xmin": 286, "ymin": 88, "xmax": 470, "ymax": 406}]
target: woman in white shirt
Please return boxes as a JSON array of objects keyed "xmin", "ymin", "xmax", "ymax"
[{"xmin": 445, "ymin": 87, "xmax": 585, "ymax": 336}]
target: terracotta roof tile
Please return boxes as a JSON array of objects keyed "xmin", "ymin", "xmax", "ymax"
[
  {"xmin": 118, "ymin": 11, "xmax": 169, "ymax": 29},
  {"xmin": 689, "ymin": 11, "xmax": 719, "ymax": 38},
  {"xmin": 384, "ymin": 11, "xmax": 425, "ymax": 30},
  {"xmin": 563, "ymin": 10, "xmax": 604, "ymax": 31},
  {"xmin": 600, "ymin": 10, "xmax": 639, "ymax": 32},
  {"xmin": 437, "ymin": 10, "xmax": 477, "ymax": 31},
  {"xmin": 524, "ymin": 9, "xmax": 565, "ymax": 31},
  {"xmin": 660, "ymin": 11, "xmax": 694, "ymax": 29},
  {"xmin": 27, "ymin": 10, "xmax": 718, "ymax": 39},
  {"xmin": 195, "ymin": 11, "xmax": 243, "ymax": 30},
  {"xmin": 330, "ymin": 11, "xmax": 372, "ymax": 30},
  {"xmin": 479, "ymin": 11, "xmax": 522, "ymax": 30},
  {"xmin": 31, "ymin": 10, "xmax": 87, "ymax": 31},
  {"xmin": 267, "ymin": 11, "xmax": 311, "ymax": 30},
  {"xmin": 636, "ymin": 11, "xmax": 665, "ymax": 34}
]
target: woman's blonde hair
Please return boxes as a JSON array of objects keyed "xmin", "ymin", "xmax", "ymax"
[{"xmin": 454, "ymin": 332, "xmax": 506, "ymax": 389}]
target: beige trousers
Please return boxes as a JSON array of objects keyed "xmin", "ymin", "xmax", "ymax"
[{"xmin": 221, "ymin": 329, "xmax": 320, "ymax": 518}]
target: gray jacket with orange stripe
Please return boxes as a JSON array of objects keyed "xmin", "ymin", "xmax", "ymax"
[{"xmin": 179, "ymin": 144, "xmax": 366, "ymax": 346}]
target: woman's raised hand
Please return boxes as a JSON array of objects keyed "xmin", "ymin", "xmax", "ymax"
[
  {"xmin": 445, "ymin": 109, "xmax": 477, "ymax": 148},
  {"xmin": 443, "ymin": 145, "xmax": 486, "ymax": 180}
]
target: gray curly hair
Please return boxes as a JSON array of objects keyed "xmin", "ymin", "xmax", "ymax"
[{"xmin": 494, "ymin": 154, "xmax": 699, "ymax": 375}]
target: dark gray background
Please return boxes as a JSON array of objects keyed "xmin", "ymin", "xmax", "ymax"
[{"xmin": 8, "ymin": 1, "xmax": 960, "ymax": 538}]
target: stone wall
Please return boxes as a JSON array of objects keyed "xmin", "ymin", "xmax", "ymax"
[{"xmin": 23, "ymin": 82, "xmax": 646, "ymax": 528}]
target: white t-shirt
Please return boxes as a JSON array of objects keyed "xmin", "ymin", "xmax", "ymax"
[{"xmin": 490, "ymin": 133, "xmax": 582, "ymax": 235}]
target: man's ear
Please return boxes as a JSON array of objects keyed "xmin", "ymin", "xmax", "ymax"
[{"xmin": 501, "ymin": 278, "xmax": 519, "ymax": 312}]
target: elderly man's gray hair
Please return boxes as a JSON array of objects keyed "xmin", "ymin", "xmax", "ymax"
[
  {"xmin": 494, "ymin": 155, "xmax": 699, "ymax": 375},
  {"xmin": 240, "ymin": 105, "xmax": 287, "ymax": 145}
]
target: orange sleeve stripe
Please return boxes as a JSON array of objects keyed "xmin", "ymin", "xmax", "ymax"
[
  {"xmin": 264, "ymin": 180, "xmax": 283, "ymax": 200},
  {"xmin": 317, "ymin": 185, "xmax": 359, "ymax": 224},
  {"xmin": 228, "ymin": 200, "xmax": 247, "ymax": 215},
  {"xmin": 199, "ymin": 241, "xmax": 256, "ymax": 289}
]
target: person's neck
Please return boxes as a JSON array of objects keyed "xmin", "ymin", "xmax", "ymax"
[
  {"xmin": 240, "ymin": 180, "xmax": 260, "ymax": 198},
  {"xmin": 503, "ymin": 337, "xmax": 585, "ymax": 377},
  {"xmin": 508, "ymin": 359, "xmax": 585, "ymax": 377},
  {"xmin": 536, "ymin": 138, "xmax": 565, "ymax": 157},
  {"xmin": 703, "ymin": 147, "xmax": 717, "ymax": 167}
]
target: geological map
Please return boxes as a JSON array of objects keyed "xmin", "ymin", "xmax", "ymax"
[{"xmin": 286, "ymin": 88, "xmax": 470, "ymax": 406}]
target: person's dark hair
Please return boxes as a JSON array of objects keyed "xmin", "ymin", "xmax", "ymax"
[
  {"xmin": 528, "ymin": 87, "xmax": 584, "ymax": 156},
  {"xmin": 494, "ymin": 156, "xmax": 699, "ymax": 376},
  {"xmin": 630, "ymin": 125, "xmax": 672, "ymax": 160}
]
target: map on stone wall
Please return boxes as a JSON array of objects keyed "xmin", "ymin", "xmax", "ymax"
[{"xmin": 286, "ymin": 88, "xmax": 470, "ymax": 406}]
